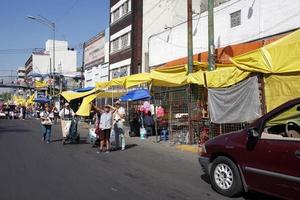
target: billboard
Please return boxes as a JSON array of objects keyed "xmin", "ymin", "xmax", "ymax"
[{"xmin": 84, "ymin": 32, "xmax": 105, "ymax": 68}]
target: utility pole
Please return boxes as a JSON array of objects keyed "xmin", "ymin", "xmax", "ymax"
[
  {"xmin": 208, "ymin": 0, "xmax": 215, "ymax": 71},
  {"xmin": 187, "ymin": 0, "xmax": 193, "ymax": 144},
  {"xmin": 81, "ymin": 43, "xmax": 85, "ymax": 88},
  {"xmin": 187, "ymin": 0, "xmax": 193, "ymax": 74}
]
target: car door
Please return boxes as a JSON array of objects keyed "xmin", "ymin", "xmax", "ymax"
[{"xmin": 242, "ymin": 104, "xmax": 300, "ymax": 199}]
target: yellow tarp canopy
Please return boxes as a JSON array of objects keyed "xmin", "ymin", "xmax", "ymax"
[
  {"xmin": 264, "ymin": 73, "xmax": 300, "ymax": 112},
  {"xmin": 205, "ymin": 67, "xmax": 251, "ymax": 88},
  {"xmin": 26, "ymin": 94, "xmax": 35, "ymax": 106},
  {"xmin": 95, "ymin": 62, "xmax": 247, "ymax": 89},
  {"xmin": 75, "ymin": 91, "xmax": 125, "ymax": 116},
  {"xmin": 35, "ymin": 80, "xmax": 48, "ymax": 88},
  {"xmin": 125, "ymin": 73, "xmax": 151, "ymax": 88},
  {"xmin": 75, "ymin": 94, "xmax": 97, "ymax": 116},
  {"xmin": 61, "ymin": 89, "xmax": 96, "ymax": 102},
  {"xmin": 266, "ymin": 104, "xmax": 300, "ymax": 126},
  {"xmin": 150, "ymin": 67, "xmax": 188, "ymax": 87},
  {"xmin": 187, "ymin": 71, "xmax": 205, "ymax": 86},
  {"xmin": 231, "ymin": 29, "xmax": 300, "ymax": 74}
]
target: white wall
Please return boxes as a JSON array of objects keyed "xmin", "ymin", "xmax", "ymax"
[
  {"xmin": 84, "ymin": 63, "xmax": 109, "ymax": 87},
  {"xmin": 32, "ymin": 54, "xmax": 51, "ymax": 74},
  {"xmin": 45, "ymin": 40, "xmax": 77, "ymax": 74},
  {"xmin": 148, "ymin": 0, "xmax": 300, "ymax": 67},
  {"xmin": 142, "ymin": 0, "xmax": 201, "ymax": 71}
]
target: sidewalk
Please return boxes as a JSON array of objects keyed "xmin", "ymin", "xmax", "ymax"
[{"xmin": 77, "ymin": 121, "xmax": 200, "ymax": 155}]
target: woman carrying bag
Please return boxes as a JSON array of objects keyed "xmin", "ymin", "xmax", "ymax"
[{"xmin": 40, "ymin": 105, "xmax": 53, "ymax": 144}]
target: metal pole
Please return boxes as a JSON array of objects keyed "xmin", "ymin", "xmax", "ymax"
[
  {"xmin": 81, "ymin": 43, "xmax": 85, "ymax": 88},
  {"xmin": 49, "ymin": 58, "xmax": 52, "ymax": 96},
  {"xmin": 52, "ymin": 24, "xmax": 56, "ymax": 96},
  {"xmin": 187, "ymin": 0, "xmax": 193, "ymax": 144},
  {"xmin": 187, "ymin": 0, "xmax": 193, "ymax": 74},
  {"xmin": 208, "ymin": 0, "xmax": 215, "ymax": 71}
]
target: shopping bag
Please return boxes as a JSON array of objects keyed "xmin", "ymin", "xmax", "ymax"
[
  {"xmin": 61, "ymin": 120, "xmax": 72, "ymax": 137},
  {"xmin": 110, "ymin": 129, "xmax": 115, "ymax": 143}
]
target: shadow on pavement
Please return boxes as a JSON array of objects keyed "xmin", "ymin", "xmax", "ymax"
[{"xmin": 125, "ymin": 144, "xmax": 138, "ymax": 149}]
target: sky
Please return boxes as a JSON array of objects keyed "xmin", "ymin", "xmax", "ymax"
[{"xmin": 0, "ymin": 0, "xmax": 109, "ymax": 73}]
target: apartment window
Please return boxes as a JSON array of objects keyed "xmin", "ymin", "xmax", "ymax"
[
  {"xmin": 112, "ymin": 39, "xmax": 119, "ymax": 52},
  {"xmin": 230, "ymin": 10, "xmax": 241, "ymax": 28},
  {"xmin": 121, "ymin": 33, "xmax": 129, "ymax": 49},
  {"xmin": 122, "ymin": 1, "xmax": 129, "ymax": 15},
  {"xmin": 119, "ymin": 67, "xmax": 128, "ymax": 77},
  {"xmin": 111, "ymin": 67, "xmax": 128, "ymax": 78},
  {"xmin": 111, "ymin": 32, "xmax": 131, "ymax": 53},
  {"xmin": 111, "ymin": 1, "xmax": 130, "ymax": 23},
  {"xmin": 113, "ymin": 9, "xmax": 120, "ymax": 22}
]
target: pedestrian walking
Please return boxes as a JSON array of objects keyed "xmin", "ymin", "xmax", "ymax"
[
  {"xmin": 59, "ymin": 103, "xmax": 75, "ymax": 120},
  {"xmin": 52, "ymin": 105, "xmax": 59, "ymax": 124},
  {"xmin": 112, "ymin": 100, "xmax": 126, "ymax": 151},
  {"xmin": 40, "ymin": 105, "xmax": 53, "ymax": 144}
]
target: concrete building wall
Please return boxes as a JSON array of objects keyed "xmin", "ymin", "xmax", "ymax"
[
  {"xmin": 142, "ymin": 0, "xmax": 201, "ymax": 71},
  {"xmin": 45, "ymin": 40, "xmax": 77, "ymax": 74},
  {"xmin": 148, "ymin": 0, "xmax": 300, "ymax": 67},
  {"xmin": 32, "ymin": 54, "xmax": 51, "ymax": 74},
  {"xmin": 84, "ymin": 28, "xmax": 110, "ymax": 87}
]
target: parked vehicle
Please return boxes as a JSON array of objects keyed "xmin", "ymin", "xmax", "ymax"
[{"xmin": 199, "ymin": 98, "xmax": 300, "ymax": 199}]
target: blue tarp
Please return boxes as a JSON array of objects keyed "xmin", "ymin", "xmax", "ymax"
[
  {"xmin": 120, "ymin": 89, "xmax": 151, "ymax": 102},
  {"xmin": 74, "ymin": 87, "xmax": 94, "ymax": 92},
  {"xmin": 34, "ymin": 97, "xmax": 50, "ymax": 103}
]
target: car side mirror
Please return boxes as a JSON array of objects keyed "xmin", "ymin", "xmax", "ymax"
[{"xmin": 247, "ymin": 127, "xmax": 260, "ymax": 139}]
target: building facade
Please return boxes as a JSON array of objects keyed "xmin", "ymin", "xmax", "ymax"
[
  {"xmin": 109, "ymin": 0, "xmax": 143, "ymax": 79},
  {"xmin": 24, "ymin": 40, "xmax": 78, "ymax": 92},
  {"xmin": 147, "ymin": 0, "xmax": 300, "ymax": 67},
  {"xmin": 83, "ymin": 29, "xmax": 109, "ymax": 87},
  {"xmin": 17, "ymin": 67, "xmax": 26, "ymax": 83}
]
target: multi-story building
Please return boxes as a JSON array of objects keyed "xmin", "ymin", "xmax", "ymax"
[
  {"xmin": 83, "ymin": 29, "xmax": 109, "ymax": 87},
  {"xmin": 147, "ymin": 0, "xmax": 300, "ymax": 67},
  {"xmin": 17, "ymin": 67, "xmax": 26, "ymax": 83},
  {"xmin": 109, "ymin": 0, "xmax": 143, "ymax": 79},
  {"xmin": 24, "ymin": 40, "xmax": 77, "ymax": 77}
]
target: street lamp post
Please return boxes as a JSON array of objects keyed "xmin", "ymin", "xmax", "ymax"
[{"xmin": 27, "ymin": 15, "xmax": 56, "ymax": 97}]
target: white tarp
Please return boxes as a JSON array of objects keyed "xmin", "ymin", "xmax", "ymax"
[{"xmin": 208, "ymin": 76, "xmax": 262, "ymax": 123}]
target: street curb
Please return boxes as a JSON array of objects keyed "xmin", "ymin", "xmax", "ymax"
[{"xmin": 175, "ymin": 145, "xmax": 199, "ymax": 154}]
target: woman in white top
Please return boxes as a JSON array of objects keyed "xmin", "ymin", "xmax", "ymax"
[
  {"xmin": 40, "ymin": 105, "xmax": 53, "ymax": 144},
  {"xmin": 92, "ymin": 104, "xmax": 113, "ymax": 153}
]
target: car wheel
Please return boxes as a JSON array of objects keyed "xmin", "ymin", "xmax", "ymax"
[{"xmin": 210, "ymin": 156, "xmax": 243, "ymax": 197}]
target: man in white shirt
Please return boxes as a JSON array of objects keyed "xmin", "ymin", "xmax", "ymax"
[
  {"xmin": 59, "ymin": 103, "xmax": 75, "ymax": 120},
  {"xmin": 113, "ymin": 100, "xmax": 126, "ymax": 150}
]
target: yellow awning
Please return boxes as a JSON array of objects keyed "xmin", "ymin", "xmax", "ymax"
[
  {"xmin": 96, "ymin": 81, "xmax": 111, "ymax": 89},
  {"xmin": 75, "ymin": 91, "xmax": 125, "ymax": 116},
  {"xmin": 61, "ymin": 89, "xmax": 96, "ymax": 102},
  {"xmin": 150, "ymin": 70, "xmax": 188, "ymax": 87},
  {"xmin": 205, "ymin": 67, "xmax": 251, "ymax": 88},
  {"xmin": 187, "ymin": 71, "xmax": 205, "ymax": 85},
  {"xmin": 76, "ymin": 94, "xmax": 97, "ymax": 116},
  {"xmin": 264, "ymin": 73, "xmax": 300, "ymax": 112},
  {"xmin": 125, "ymin": 73, "xmax": 151, "ymax": 88},
  {"xmin": 109, "ymin": 77, "xmax": 126, "ymax": 87},
  {"xmin": 266, "ymin": 104, "xmax": 300, "ymax": 126},
  {"xmin": 34, "ymin": 80, "xmax": 48, "ymax": 88},
  {"xmin": 231, "ymin": 29, "xmax": 300, "ymax": 74}
]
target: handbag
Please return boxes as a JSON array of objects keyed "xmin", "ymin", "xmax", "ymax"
[{"xmin": 95, "ymin": 121, "xmax": 101, "ymax": 136}]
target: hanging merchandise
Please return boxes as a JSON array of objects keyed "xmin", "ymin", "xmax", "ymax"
[
  {"xmin": 156, "ymin": 106, "xmax": 165, "ymax": 118},
  {"xmin": 143, "ymin": 101, "xmax": 151, "ymax": 113}
]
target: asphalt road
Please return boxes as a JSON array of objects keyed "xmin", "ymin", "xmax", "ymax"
[{"xmin": 0, "ymin": 119, "xmax": 276, "ymax": 200}]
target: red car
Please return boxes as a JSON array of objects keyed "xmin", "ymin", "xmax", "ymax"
[{"xmin": 199, "ymin": 98, "xmax": 300, "ymax": 199}]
